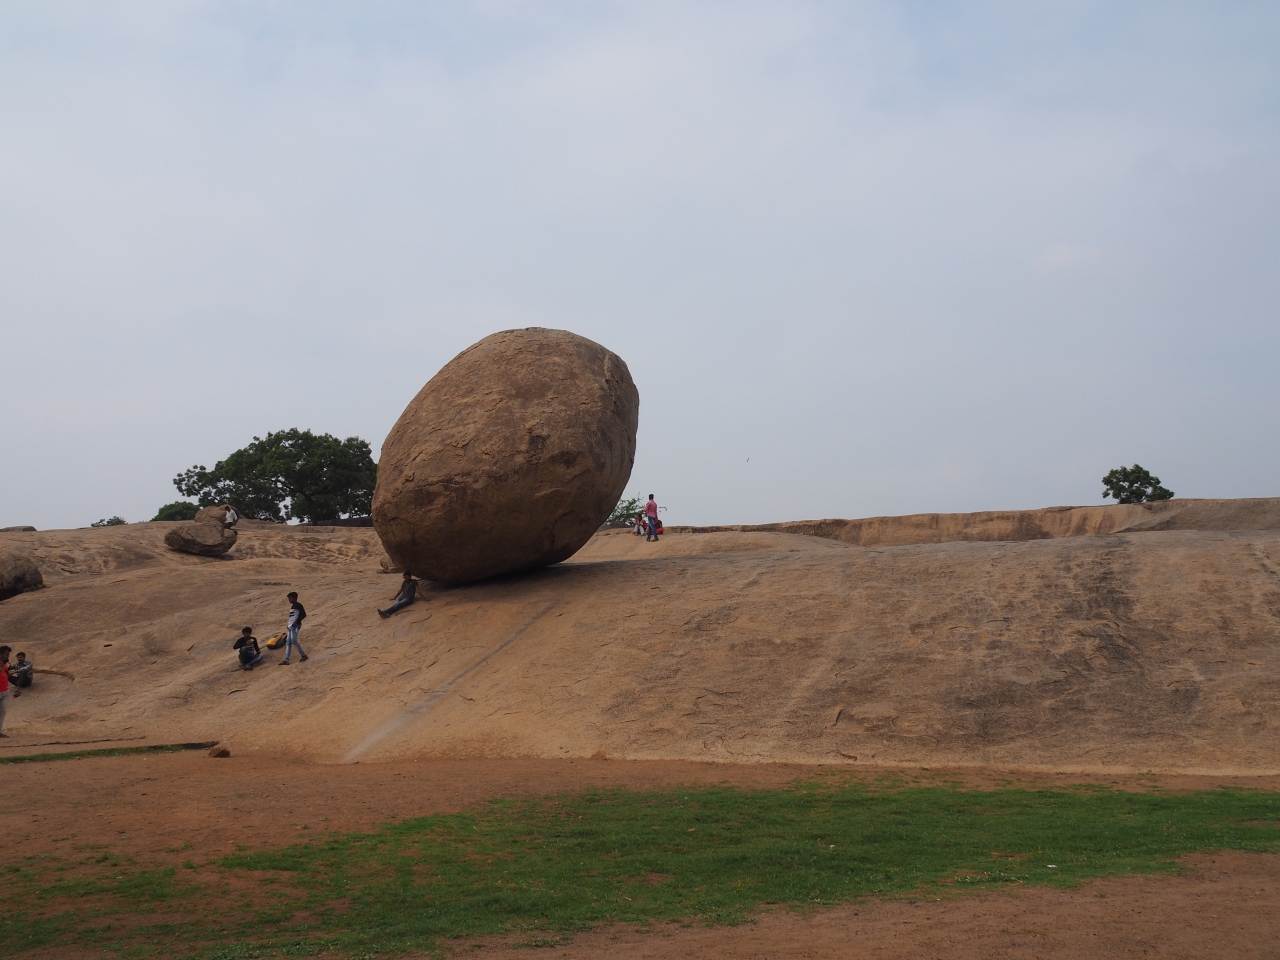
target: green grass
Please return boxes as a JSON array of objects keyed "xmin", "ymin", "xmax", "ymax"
[
  {"xmin": 0, "ymin": 741, "xmax": 219, "ymax": 765},
  {"xmin": 3, "ymin": 781, "xmax": 1278, "ymax": 958}
]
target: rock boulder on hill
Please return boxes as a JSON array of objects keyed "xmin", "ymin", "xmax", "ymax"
[
  {"xmin": 373, "ymin": 327, "xmax": 639, "ymax": 583},
  {"xmin": 164, "ymin": 522, "xmax": 237, "ymax": 557},
  {"xmin": 0, "ymin": 553, "xmax": 43, "ymax": 600},
  {"xmin": 194, "ymin": 505, "xmax": 237, "ymax": 526}
]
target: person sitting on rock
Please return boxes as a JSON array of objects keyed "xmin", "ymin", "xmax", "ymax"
[
  {"xmin": 233, "ymin": 627, "xmax": 263, "ymax": 670},
  {"xmin": 379, "ymin": 572, "xmax": 420, "ymax": 619},
  {"xmin": 8, "ymin": 652, "xmax": 33, "ymax": 696}
]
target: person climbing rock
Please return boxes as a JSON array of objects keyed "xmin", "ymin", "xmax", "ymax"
[{"xmin": 379, "ymin": 571, "xmax": 421, "ymax": 618}]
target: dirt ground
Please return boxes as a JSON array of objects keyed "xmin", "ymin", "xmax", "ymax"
[
  {"xmin": 2, "ymin": 752, "xmax": 1278, "ymax": 959},
  {"xmin": 458, "ymin": 851, "xmax": 1280, "ymax": 960}
]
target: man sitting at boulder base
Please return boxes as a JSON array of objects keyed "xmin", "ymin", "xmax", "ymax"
[
  {"xmin": 8, "ymin": 652, "xmax": 33, "ymax": 697},
  {"xmin": 379, "ymin": 572, "xmax": 420, "ymax": 618},
  {"xmin": 233, "ymin": 627, "xmax": 263, "ymax": 670}
]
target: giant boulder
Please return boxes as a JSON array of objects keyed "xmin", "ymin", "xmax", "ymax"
[
  {"xmin": 373, "ymin": 328, "xmax": 639, "ymax": 583},
  {"xmin": 195, "ymin": 504, "xmax": 238, "ymax": 526},
  {"xmin": 164, "ymin": 522, "xmax": 237, "ymax": 557},
  {"xmin": 0, "ymin": 554, "xmax": 43, "ymax": 601}
]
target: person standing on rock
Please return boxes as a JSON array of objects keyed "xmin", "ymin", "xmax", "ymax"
[
  {"xmin": 378, "ymin": 572, "xmax": 420, "ymax": 618},
  {"xmin": 644, "ymin": 494, "xmax": 660, "ymax": 542},
  {"xmin": 280, "ymin": 592, "xmax": 309, "ymax": 665},
  {"xmin": 0, "ymin": 645, "xmax": 11, "ymax": 737}
]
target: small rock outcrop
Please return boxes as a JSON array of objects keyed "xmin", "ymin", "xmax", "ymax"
[
  {"xmin": 164, "ymin": 522, "xmax": 237, "ymax": 557},
  {"xmin": 0, "ymin": 553, "xmax": 43, "ymax": 601},
  {"xmin": 373, "ymin": 327, "xmax": 639, "ymax": 584},
  {"xmin": 0, "ymin": 525, "xmax": 36, "ymax": 532},
  {"xmin": 194, "ymin": 505, "xmax": 238, "ymax": 527}
]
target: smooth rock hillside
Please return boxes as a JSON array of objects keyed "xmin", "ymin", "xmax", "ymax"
[{"xmin": 373, "ymin": 328, "xmax": 639, "ymax": 583}]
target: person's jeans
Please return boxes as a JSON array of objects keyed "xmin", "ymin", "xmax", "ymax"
[
  {"xmin": 283, "ymin": 624, "xmax": 307, "ymax": 661},
  {"xmin": 0, "ymin": 688, "xmax": 9, "ymax": 735},
  {"xmin": 242, "ymin": 652, "xmax": 264, "ymax": 669},
  {"xmin": 380, "ymin": 596, "xmax": 414, "ymax": 617},
  {"xmin": 646, "ymin": 516, "xmax": 657, "ymax": 539}
]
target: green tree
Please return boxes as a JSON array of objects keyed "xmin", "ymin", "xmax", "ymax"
[
  {"xmin": 91, "ymin": 516, "xmax": 126, "ymax": 527},
  {"xmin": 1102, "ymin": 464, "xmax": 1174, "ymax": 504},
  {"xmin": 174, "ymin": 429, "xmax": 377, "ymax": 523},
  {"xmin": 607, "ymin": 495, "xmax": 643, "ymax": 526},
  {"xmin": 152, "ymin": 501, "xmax": 199, "ymax": 522}
]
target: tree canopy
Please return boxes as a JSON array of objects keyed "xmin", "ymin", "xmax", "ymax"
[
  {"xmin": 152, "ymin": 501, "xmax": 199, "ymax": 522},
  {"xmin": 174, "ymin": 429, "xmax": 377, "ymax": 523},
  {"xmin": 1102, "ymin": 464, "xmax": 1174, "ymax": 504}
]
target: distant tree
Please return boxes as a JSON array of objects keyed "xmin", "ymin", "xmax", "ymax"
[
  {"xmin": 1102, "ymin": 464, "xmax": 1174, "ymax": 504},
  {"xmin": 91, "ymin": 516, "xmax": 126, "ymax": 527},
  {"xmin": 174, "ymin": 429, "xmax": 377, "ymax": 523},
  {"xmin": 607, "ymin": 496, "xmax": 643, "ymax": 526},
  {"xmin": 152, "ymin": 501, "xmax": 199, "ymax": 522}
]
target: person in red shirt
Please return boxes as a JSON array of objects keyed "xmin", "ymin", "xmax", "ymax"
[
  {"xmin": 644, "ymin": 494, "xmax": 659, "ymax": 542},
  {"xmin": 0, "ymin": 645, "xmax": 11, "ymax": 738}
]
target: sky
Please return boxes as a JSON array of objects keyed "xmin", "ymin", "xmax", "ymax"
[{"xmin": 2, "ymin": 1, "xmax": 1278, "ymax": 530}]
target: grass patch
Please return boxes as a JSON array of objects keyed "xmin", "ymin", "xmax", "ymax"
[
  {"xmin": 0, "ymin": 742, "xmax": 219, "ymax": 765},
  {"xmin": 2, "ymin": 782, "xmax": 1278, "ymax": 958}
]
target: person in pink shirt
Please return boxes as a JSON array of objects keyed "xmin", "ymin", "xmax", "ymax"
[
  {"xmin": 0, "ymin": 645, "xmax": 11, "ymax": 737},
  {"xmin": 644, "ymin": 494, "xmax": 659, "ymax": 541}
]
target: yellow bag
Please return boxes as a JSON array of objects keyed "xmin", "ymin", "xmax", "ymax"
[{"xmin": 264, "ymin": 632, "xmax": 287, "ymax": 649}]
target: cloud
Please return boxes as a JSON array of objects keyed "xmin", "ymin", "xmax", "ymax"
[
  {"xmin": 1034, "ymin": 243, "xmax": 1101, "ymax": 270},
  {"xmin": 1, "ymin": 1, "xmax": 1278, "ymax": 528}
]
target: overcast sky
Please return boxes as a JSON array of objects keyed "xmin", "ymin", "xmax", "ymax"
[{"xmin": 3, "ymin": 1, "xmax": 1277, "ymax": 530}]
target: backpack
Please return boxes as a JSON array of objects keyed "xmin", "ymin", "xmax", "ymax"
[{"xmin": 264, "ymin": 632, "xmax": 287, "ymax": 649}]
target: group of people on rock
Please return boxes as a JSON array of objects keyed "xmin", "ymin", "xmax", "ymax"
[
  {"xmin": 0, "ymin": 646, "xmax": 34, "ymax": 738},
  {"xmin": 231, "ymin": 591, "xmax": 310, "ymax": 670},
  {"xmin": 229, "ymin": 495, "xmax": 667, "ymax": 672},
  {"xmin": 230, "ymin": 574, "xmax": 425, "ymax": 671}
]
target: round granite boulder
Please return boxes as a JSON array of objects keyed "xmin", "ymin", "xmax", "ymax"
[
  {"xmin": 164, "ymin": 522, "xmax": 237, "ymax": 557},
  {"xmin": 373, "ymin": 328, "xmax": 639, "ymax": 584},
  {"xmin": 194, "ymin": 504, "xmax": 238, "ymax": 527}
]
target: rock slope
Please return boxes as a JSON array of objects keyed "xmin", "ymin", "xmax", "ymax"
[{"xmin": 1, "ymin": 501, "xmax": 1277, "ymax": 774}]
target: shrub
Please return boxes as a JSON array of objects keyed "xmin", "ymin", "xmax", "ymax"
[
  {"xmin": 91, "ymin": 516, "xmax": 126, "ymax": 527},
  {"xmin": 607, "ymin": 496, "xmax": 643, "ymax": 526}
]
